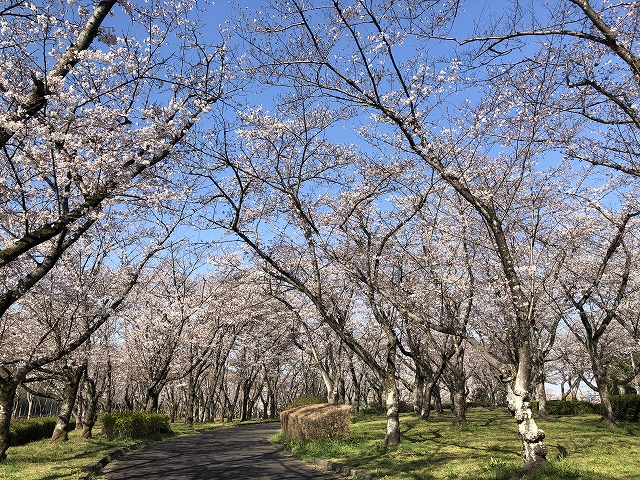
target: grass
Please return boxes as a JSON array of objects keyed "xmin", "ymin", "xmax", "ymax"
[
  {"xmin": 0, "ymin": 419, "xmax": 243, "ymax": 480},
  {"xmin": 272, "ymin": 407, "xmax": 640, "ymax": 480}
]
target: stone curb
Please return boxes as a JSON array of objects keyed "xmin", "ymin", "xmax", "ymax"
[
  {"xmin": 312, "ymin": 457, "xmax": 380, "ymax": 480},
  {"xmin": 78, "ymin": 442, "xmax": 144, "ymax": 480},
  {"xmin": 279, "ymin": 447, "xmax": 380, "ymax": 480}
]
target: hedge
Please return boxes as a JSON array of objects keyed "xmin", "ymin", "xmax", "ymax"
[
  {"xmin": 9, "ymin": 417, "xmax": 76, "ymax": 446},
  {"xmin": 610, "ymin": 395, "xmax": 640, "ymax": 422},
  {"xmin": 280, "ymin": 403, "xmax": 351, "ymax": 440},
  {"xmin": 285, "ymin": 394, "xmax": 327, "ymax": 410},
  {"xmin": 531, "ymin": 400, "xmax": 601, "ymax": 416},
  {"xmin": 102, "ymin": 411, "xmax": 170, "ymax": 440}
]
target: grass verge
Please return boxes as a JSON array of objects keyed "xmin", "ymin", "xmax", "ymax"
[
  {"xmin": 272, "ymin": 407, "xmax": 640, "ymax": 480},
  {"xmin": 0, "ymin": 419, "xmax": 245, "ymax": 480}
]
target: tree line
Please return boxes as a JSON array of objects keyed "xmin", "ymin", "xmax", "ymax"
[{"xmin": 1, "ymin": 0, "xmax": 639, "ymax": 469}]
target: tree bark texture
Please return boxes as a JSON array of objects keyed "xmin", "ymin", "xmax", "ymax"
[
  {"xmin": 383, "ymin": 334, "xmax": 400, "ymax": 447},
  {"xmin": 0, "ymin": 381, "xmax": 18, "ymax": 461},
  {"xmin": 501, "ymin": 360, "xmax": 548, "ymax": 469},
  {"xmin": 51, "ymin": 364, "xmax": 85, "ymax": 442}
]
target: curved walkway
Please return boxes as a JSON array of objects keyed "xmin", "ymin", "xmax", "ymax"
[{"xmin": 101, "ymin": 422, "xmax": 340, "ymax": 480}]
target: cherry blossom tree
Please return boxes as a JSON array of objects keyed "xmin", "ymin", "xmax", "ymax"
[
  {"xmin": 0, "ymin": 0, "xmax": 229, "ymax": 460},
  {"xmin": 231, "ymin": 0, "xmax": 566, "ymax": 465},
  {"xmin": 551, "ymin": 205, "xmax": 637, "ymax": 425},
  {"xmin": 462, "ymin": 0, "xmax": 640, "ymax": 180}
]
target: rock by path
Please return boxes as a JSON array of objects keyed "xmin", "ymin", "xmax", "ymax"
[{"xmin": 101, "ymin": 422, "xmax": 341, "ymax": 480}]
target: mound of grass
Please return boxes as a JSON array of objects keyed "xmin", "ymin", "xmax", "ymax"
[{"xmin": 273, "ymin": 407, "xmax": 640, "ymax": 480}]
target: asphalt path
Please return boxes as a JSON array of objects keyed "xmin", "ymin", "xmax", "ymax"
[{"xmin": 101, "ymin": 422, "xmax": 340, "ymax": 480}]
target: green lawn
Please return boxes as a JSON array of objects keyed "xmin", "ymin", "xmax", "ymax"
[
  {"xmin": 273, "ymin": 408, "xmax": 640, "ymax": 480},
  {"xmin": 0, "ymin": 420, "xmax": 235, "ymax": 480}
]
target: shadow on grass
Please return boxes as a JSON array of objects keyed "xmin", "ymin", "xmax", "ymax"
[{"xmin": 481, "ymin": 462, "xmax": 614, "ymax": 480}]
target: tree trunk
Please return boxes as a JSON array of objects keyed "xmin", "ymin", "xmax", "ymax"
[
  {"xmin": 26, "ymin": 391, "xmax": 34, "ymax": 420},
  {"xmin": 452, "ymin": 388, "xmax": 466, "ymax": 427},
  {"xmin": 0, "ymin": 380, "xmax": 18, "ymax": 461},
  {"xmin": 433, "ymin": 384, "xmax": 443, "ymax": 414},
  {"xmin": 185, "ymin": 380, "xmax": 196, "ymax": 426},
  {"xmin": 105, "ymin": 357, "xmax": 113, "ymax": 414},
  {"xmin": 421, "ymin": 382, "xmax": 433, "ymax": 420},
  {"xmin": 413, "ymin": 369, "xmax": 425, "ymax": 417},
  {"xmin": 349, "ymin": 361, "xmax": 361, "ymax": 413},
  {"xmin": 501, "ymin": 358, "xmax": 548, "ymax": 469},
  {"xmin": 449, "ymin": 343, "xmax": 467, "ymax": 427},
  {"xmin": 240, "ymin": 377, "xmax": 255, "ymax": 421},
  {"xmin": 145, "ymin": 388, "xmax": 160, "ymax": 413},
  {"xmin": 81, "ymin": 376, "xmax": 98, "ymax": 439},
  {"xmin": 533, "ymin": 328, "xmax": 550, "ymax": 419},
  {"xmin": 383, "ymin": 337, "xmax": 400, "ymax": 447},
  {"xmin": 51, "ymin": 364, "xmax": 85, "ymax": 443},
  {"xmin": 592, "ymin": 360, "xmax": 615, "ymax": 427},
  {"xmin": 536, "ymin": 381, "xmax": 549, "ymax": 419},
  {"xmin": 269, "ymin": 387, "xmax": 277, "ymax": 419},
  {"xmin": 384, "ymin": 370, "xmax": 400, "ymax": 447}
]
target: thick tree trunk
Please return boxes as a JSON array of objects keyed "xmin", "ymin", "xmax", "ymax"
[
  {"xmin": 433, "ymin": 384, "xmax": 443, "ymax": 414},
  {"xmin": 145, "ymin": 388, "xmax": 160, "ymax": 413},
  {"xmin": 269, "ymin": 387, "xmax": 277, "ymax": 419},
  {"xmin": 240, "ymin": 378, "xmax": 254, "ymax": 421},
  {"xmin": 51, "ymin": 364, "xmax": 85, "ymax": 443},
  {"xmin": 0, "ymin": 381, "xmax": 18, "ymax": 461},
  {"xmin": 185, "ymin": 380, "xmax": 196, "ymax": 426},
  {"xmin": 449, "ymin": 343, "xmax": 467, "ymax": 427},
  {"xmin": 501, "ymin": 359, "xmax": 548, "ymax": 469},
  {"xmin": 384, "ymin": 370, "xmax": 400, "ymax": 447},
  {"xmin": 451, "ymin": 385, "xmax": 466, "ymax": 427},
  {"xmin": 592, "ymin": 365, "xmax": 615, "ymax": 427}
]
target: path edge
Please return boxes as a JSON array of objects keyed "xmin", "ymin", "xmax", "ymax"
[
  {"xmin": 78, "ymin": 442, "xmax": 144, "ymax": 480},
  {"xmin": 278, "ymin": 446, "xmax": 380, "ymax": 480}
]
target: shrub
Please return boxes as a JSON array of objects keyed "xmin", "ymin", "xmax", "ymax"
[
  {"xmin": 531, "ymin": 400, "xmax": 601, "ymax": 416},
  {"xmin": 610, "ymin": 395, "xmax": 640, "ymax": 422},
  {"xmin": 9, "ymin": 417, "xmax": 55, "ymax": 446},
  {"xmin": 356, "ymin": 405, "xmax": 381, "ymax": 415},
  {"xmin": 102, "ymin": 411, "xmax": 170, "ymax": 440},
  {"xmin": 9, "ymin": 417, "xmax": 77, "ymax": 446},
  {"xmin": 280, "ymin": 403, "xmax": 351, "ymax": 440},
  {"xmin": 285, "ymin": 394, "xmax": 327, "ymax": 410},
  {"xmin": 398, "ymin": 399, "xmax": 414, "ymax": 413}
]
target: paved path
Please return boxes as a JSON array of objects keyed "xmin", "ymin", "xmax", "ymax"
[{"xmin": 102, "ymin": 422, "xmax": 340, "ymax": 480}]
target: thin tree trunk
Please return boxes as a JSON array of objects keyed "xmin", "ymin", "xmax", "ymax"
[
  {"xmin": 536, "ymin": 381, "xmax": 549, "ymax": 419},
  {"xmin": 449, "ymin": 344, "xmax": 467, "ymax": 427},
  {"xmin": 81, "ymin": 376, "xmax": 98, "ymax": 439},
  {"xmin": 413, "ymin": 369, "xmax": 425, "ymax": 417},
  {"xmin": 383, "ymin": 337, "xmax": 400, "ymax": 447}
]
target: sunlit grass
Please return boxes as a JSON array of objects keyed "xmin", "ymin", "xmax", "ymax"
[
  {"xmin": 0, "ymin": 420, "xmax": 239, "ymax": 480},
  {"xmin": 273, "ymin": 407, "xmax": 640, "ymax": 480}
]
